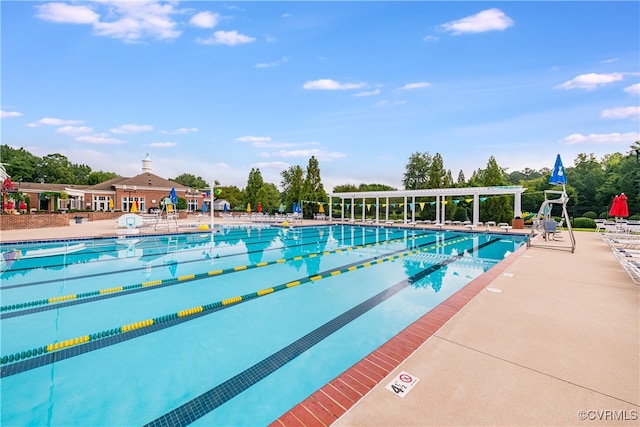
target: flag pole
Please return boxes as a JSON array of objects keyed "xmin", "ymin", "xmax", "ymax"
[{"xmin": 210, "ymin": 182, "xmax": 214, "ymax": 231}]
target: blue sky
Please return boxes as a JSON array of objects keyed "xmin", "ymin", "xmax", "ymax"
[{"xmin": 2, "ymin": 1, "xmax": 639, "ymax": 191}]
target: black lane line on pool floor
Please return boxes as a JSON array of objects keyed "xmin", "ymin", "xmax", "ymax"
[
  {"xmin": 1, "ymin": 227, "xmax": 421, "ymax": 289},
  {"xmin": 0, "ymin": 234, "xmax": 478, "ymax": 377},
  {"xmin": 1, "ymin": 233, "xmax": 461, "ymax": 319},
  {"xmin": 144, "ymin": 238, "xmax": 502, "ymax": 427}
]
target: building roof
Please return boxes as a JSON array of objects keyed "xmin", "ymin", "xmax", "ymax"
[{"xmin": 115, "ymin": 172, "xmax": 190, "ymax": 190}]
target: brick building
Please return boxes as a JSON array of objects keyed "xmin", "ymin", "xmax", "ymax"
[{"xmin": 7, "ymin": 154, "xmax": 208, "ymax": 213}]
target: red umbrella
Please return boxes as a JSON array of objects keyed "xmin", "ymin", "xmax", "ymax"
[
  {"xmin": 609, "ymin": 195, "xmax": 620, "ymax": 217},
  {"xmin": 618, "ymin": 193, "xmax": 629, "ymax": 218},
  {"xmin": 257, "ymin": 202, "xmax": 262, "ymax": 213}
]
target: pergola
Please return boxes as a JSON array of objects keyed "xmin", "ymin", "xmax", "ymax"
[{"xmin": 328, "ymin": 186, "xmax": 526, "ymax": 224}]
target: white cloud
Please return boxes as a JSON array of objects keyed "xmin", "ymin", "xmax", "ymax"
[
  {"xmin": 255, "ymin": 57, "xmax": 289, "ymax": 68},
  {"xmin": 354, "ymin": 89, "xmax": 381, "ymax": 97},
  {"xmin": 36, "ymin": 1, "xmax": 181, "ymax": 42},
  {"xmin": 1, "ymin": 111, "xmax": 23, "ymax": 118},
  {"xmin": 196, "ymin": 30, "xmax": 255, "ymax": 46},
  {"xmin": 374, "ymin": 100, "xmax": 407, "ymax": 107},
  {"xmin": 76, "ymin": 134, "xmax": 125, "ymax": 145},
  {"xmin": 423, "ymin": 35, "xmax": 439, "ymax": 42},
  {"xmin": 601, "ymin": 106, "xmax": 640, "ymax": 120},
  {"xmin": 273, "ymin": 149, "xmax": 346, "ymax": 161},
  {"xmin": 237, "ymin": 136, "xmax": 319, "ymax": 148},
  {"xmin": 400, "ymin": 82, "xmax": 431, "ymax": 90},
  {"xmin": 111, "ymin": 124, "xmax": 153, "ymax": 134},
  {"xmin": 28, "ymin": 117, "xmax": 83, "ymax": 127},
  {"xmin": 189, "ymin": 11, "xmax": 219, "ymax": 29},
  {"xmin": 441, "ymin": 8, "xmax": 514, "ymax": 35},
  {"xmin": 600, "ymin": 58, "xmax": 619, "ymax": 64},
  {"xmin": 55, "ymin": 125, "xmax": 93, "ymax": 135},
  {"xmin": 624, "ymin": 83, "xmax": 640, "ymax": 95},
  {"xmin": 251, "ymin": 161, "xmax": 291, "ymax": 169},
  {"xmin": 237, "ymin": 136, "xmax": 272, "ymax": 143},
  {"xmin": 559, "ymin": 131, "xmax": 640, "ymax": 145},
  {"xmin": 35, "ymin": 2, "xmax": 99, "ymax": 24},
  {"xmin": 147, "ymin": 141, "xmax": 177, "ymax": 147},
  {"xmin": 303, "ymin": 79, "xmax": 366, "ymax": 90},
  {"xmin": 162, "ymin": 127, "xmax": 199, "ymax": 135},
  {"xmin": 555, "ymin": 72, "xmax": 624, "ymax": 90}
]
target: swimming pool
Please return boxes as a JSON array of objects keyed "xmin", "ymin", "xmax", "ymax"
[{"xmin": 1, "ymin": 224, "xmax": 526, "ymax": 426}]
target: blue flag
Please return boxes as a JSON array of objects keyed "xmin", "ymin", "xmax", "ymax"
[
  {"xmin": 549, "ymin": 154, "xmax": 567, "ymax": 185},
  {"xmin": 169, "ymin": 187, "xmax": 178, "ymax": 204}
]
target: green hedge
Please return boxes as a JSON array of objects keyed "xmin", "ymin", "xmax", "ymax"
[
  {"xmin": 582, "ymin": 211, "xmax": 598, "ymax": 219},
  {"xmin": 572, "ymin": 217, "xmax": 596, "ymax": 229}
]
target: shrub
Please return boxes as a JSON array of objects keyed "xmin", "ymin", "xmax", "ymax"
[
  {"xmin": 453, "ymin": 208, "xmax": 468, "ymax": 222},
  {"xmin": 582, "ymin": 211, "xmax": 598, "ymax": 219},
  {"xmin": 572, "ymin": 217, "xmax": 596, "ymax": 229},
  {"xmin": 599, "ymin": 212, "xmax": 609, "ymax": 219},
  {"xmin": 630, "ymin": 214, "xmax": 640, "ymax": 221}
]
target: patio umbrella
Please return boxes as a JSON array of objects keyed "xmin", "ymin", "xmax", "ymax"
[
  {"xmin": 223, "ymin": 203, "xmax": 228, "ymax": 213},
  {"xmin": 278, "ymin": 203, "xmax": 285, "ymax": 213},
  {"xmin": 618, "ymin": 193, "xmax": 629, "ymax": 218},
  {"xmin": 609, "ymin": 195, "xmax": 621, "ymax": 218},
  {"xmin": 257, "ymin": 202, "xmax": 262, "ymax": 213},
  {"xmin": 318, "ymin": 203, "xmax": 324, "ymax": 213},
  {"xmin": 247, "ymin": 203, "xmax": 251, "ymax": 213},
  {"xmin": 549, "ymin": 154, "xmax": 567, "ymax": 186},
  {"xmin": 201, "ymin": 202, "xmax": 207, "ymax": 213},
  {"xmin": 130, "ymin": 200, "xmax": 138, "ymax": 213},
  {"xmin": 108, "ymin": 198, "xmax": 114, "ymax": 210}
]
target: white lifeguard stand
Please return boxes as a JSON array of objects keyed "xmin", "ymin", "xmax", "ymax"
[
  {"xmin": 155, "ymin": 197, "xmax": 179, "ymax": 231},
  {"xmin": 527, "ymin": 189, "xmax": 575, "ymax": 253}
]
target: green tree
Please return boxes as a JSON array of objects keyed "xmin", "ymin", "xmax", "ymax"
[
  {"xmin": 479, "ymin": 156, "xmax": 512, "ymax": 223},
  {"xmin": 87, "ymin": 171, "xmax": 118, "ymax": 185},
  {"xmin": 244, "ymin": 168, "xmax": 264, "ymax": 209},
  {"xmin": 302, "ymin": 156, "xmax": 327, "ymax": 218},
  {"xmin": 332, "ymin": 184, "xmax": 358, "ymax": 192},
  {"xmin": 256, "ymin": 183, "xmax": 281, "ymax": 213},
  {"xmin": 565, "ymin": 153, "xmax": 605, "ymax": 208},
  {"xmin": 402, "ymin": 152, "xmax": 432, "ymax": 190},
  {"xmin": 358, "ymin": 183, "xmax": 396, "ymax": 191},
  {"xmin": 0, "ymin": 145, "xmax": 39, "ymax": 182},
  {"xmin": 37, "ymin": 154, "xmax": 76, "ymax": 184},
  {"xmin": 456, "ymin": 170, "xmax": 466, "ymax": 187},
  {"xmin": 171, "ymin": 173, "xmax": 209, "ymax": 189},
  {"xmin": 216, "ymin": 185, "xmax": 243, "ymax": 211},
  {"xmin": 427, "ymin": 153, "xmax": 446, "ymax": 188},
  {"xmin": 68, "ymin": 163, "xmax": 92, "ymax": 185},
  {"xmin": 281, "ymin": 165, "xmax": 305, "ymax": 211}
]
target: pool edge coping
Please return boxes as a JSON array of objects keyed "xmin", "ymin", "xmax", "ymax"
[{"xmin": 270, "ymin": 241, "xmax": 529, "ymax": 426}]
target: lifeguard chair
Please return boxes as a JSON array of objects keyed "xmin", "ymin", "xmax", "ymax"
[
  {"xmin": 527, "ymin": 154, "xmax": 575, "ymax": 253},
  {"xmin": 155, "ymin": 197, "xmax": 179, "ymax": 231}
]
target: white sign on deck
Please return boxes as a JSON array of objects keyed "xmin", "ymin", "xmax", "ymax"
[{"xmin": 385, "ymin": 371, "xmax": 419, "ymax": 398}]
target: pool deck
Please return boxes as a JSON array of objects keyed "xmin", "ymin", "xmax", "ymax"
[{"xmin": 2, "ymin": 219, "xmax": 638, "ymax": 426}]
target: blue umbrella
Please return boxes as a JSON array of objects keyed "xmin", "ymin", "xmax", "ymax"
[
  {"xmin": 169, "ymin": 187, "xmax": 178, "ymax": 204},
  {"xmin": 223, "ymin": 203, "xmax": 228, "ymax": 213},
  {"xmin": 201, "ymin": 202, "xmax": 207, "ymax": 213},
  {"xmin": 549, "ymin": 154, "xmax": 567, "ymax": 186}
]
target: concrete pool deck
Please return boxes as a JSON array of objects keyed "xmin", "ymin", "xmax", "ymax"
[{"xmin": 1, "ymin": 218, "xmax": 638, "ymax": 426}]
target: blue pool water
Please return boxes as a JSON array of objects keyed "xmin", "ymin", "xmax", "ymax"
[{"xmin": 0, "ymin": 225, "xmax": 526, "ymax": 426}]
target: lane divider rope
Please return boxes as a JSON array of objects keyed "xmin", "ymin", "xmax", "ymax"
[
  {"xmin": 0, "ymin": 236, "xmax": 472, "ymax": 367},
  {"xmin": 1, "ymin": 231, "xmax": 458, "ymax": 315}
]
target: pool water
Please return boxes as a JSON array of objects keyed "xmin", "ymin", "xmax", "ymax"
[{"xmin": 0, "ymin": 225, "xmax": 526, "ymax": 426}]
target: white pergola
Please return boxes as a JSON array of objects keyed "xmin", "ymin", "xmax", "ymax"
[{"xmin": 328, "ymin": 186, "xmax": 526, "ymax": 224}]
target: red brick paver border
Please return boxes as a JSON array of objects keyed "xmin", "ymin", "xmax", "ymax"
[{"xmin": 270, "ymin": 243, "xmax": 528, "ymax": 426}]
